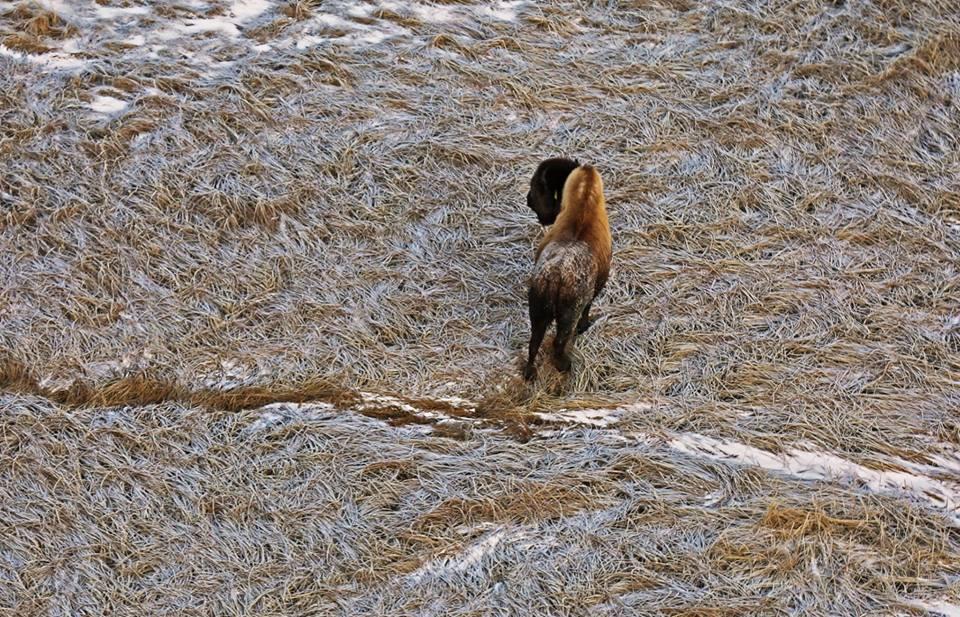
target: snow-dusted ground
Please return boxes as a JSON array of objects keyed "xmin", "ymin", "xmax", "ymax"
[
  {"xmin": 3, "ymin": 0, "xmax": 960, "ymax": 613},
  {"xmin": 4, "ymin": 0, "xmax": 528, "ymax": 79},
  {"xmin": 244, "ymin": 397, "xmax": 960, "ymax": 527}
]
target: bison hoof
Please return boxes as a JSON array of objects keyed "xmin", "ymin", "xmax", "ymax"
[{"xmin": 523, "ymin": 364, "xmax": 537, "ymax": 382}]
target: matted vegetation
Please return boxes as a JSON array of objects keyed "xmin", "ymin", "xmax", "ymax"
[
  {"xmin": 1, "ymin": 0, "xmax": 959, "ymax": 614},
  {"xmin": 3, "ymin": 395, "xmax": 960, "ymax": 615}
]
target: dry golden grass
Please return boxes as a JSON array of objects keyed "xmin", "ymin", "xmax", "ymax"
[
  {"xmin": 2, "ymin": 393, "xmax": 959, "ymax": 615},
  {"xmin": 2, "ymin": 2, "xmax": 76, "ymax": 38},
  {"xmin": 1, "ymin": 31, "xmax": 52, "ymax": 53},
  {"xmin": 1, "ymin": 0, "xmax": 959, "ymax": 614}
]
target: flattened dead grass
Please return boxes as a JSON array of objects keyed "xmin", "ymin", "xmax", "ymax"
[
  {"xmin": 2, "ymin": 393, "xmax": 957, "ymax": 614},
  {"xmin": 1, "ymin": 0, "xmax": 959, "ymax": 613},
  {"xmin": 2, "ymin": 2, "xmax": 75, "ymax": 39},
  {"xmin": 1, "ymin": 32, "xmax": 52, "ymax": 53}
]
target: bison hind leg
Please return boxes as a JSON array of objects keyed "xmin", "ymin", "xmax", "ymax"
[
  {"xmin": 576, "ymin": 300, "xmax": 594, "ymax": 334},
  {"xmin": 524, "ymin": 289, "xmax": 552, "ymax": 381},
  {"xmin": 552, "ymin": 304, "xmax": 582, "ymax": 373}
]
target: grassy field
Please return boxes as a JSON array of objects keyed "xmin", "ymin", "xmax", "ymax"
[{"xmin": 1, "ymin": 0, "xmax": 959, "ymax": 614}]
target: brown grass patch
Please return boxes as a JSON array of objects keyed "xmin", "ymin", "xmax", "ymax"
[
  {"xmin": 762, "ymin": 503, "xmax": 869, "ymax": 538},
  {"xmin": 2, "ymin": 2, "xmax": 76, "ymax": 38},
  {"xmin": 280, "ymin": 1, "xmax": 311, "ymax": 20},
  {"xmin": 414, "ymin": 481, "xmax": 602, "ymax": 530},
  {"xmin": 0, "ymin": 356, "xmax": 36, "ymax": 392},
  {"xmin": 2, "ymin": 32, "xmax": 52, "ymax": 53}
]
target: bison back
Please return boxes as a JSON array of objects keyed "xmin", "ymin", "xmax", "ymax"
[{"xmin": 529, "ymin": 241, "xmax": 597, "ymax": 316}]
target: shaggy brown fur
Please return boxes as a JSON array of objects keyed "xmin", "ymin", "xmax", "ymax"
[{"xmin": 524, "ymin": 163, "xmax": 611, "ymax": 381}]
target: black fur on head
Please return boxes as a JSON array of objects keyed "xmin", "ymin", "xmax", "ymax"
[{"xmin": 526, "ymin": 157, "xmax": 580, "ymax": 226}]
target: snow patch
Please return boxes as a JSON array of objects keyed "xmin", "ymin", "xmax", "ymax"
[
  {"xmin": 230, "ymin": 0, "xmax": 271, "ymax": 22},
  {"xmin": 671, "ymin": 434, "xmax": 960, "ymax": 522},
  {"xmin": 330, "ymin": 30, "xmax": 388, "ymax": 46},
  {"xmin": 476, "ymin": 0, "xmax": 525, "ymax": 22},
  {"xmin": 535, "ymin": 401, "xmax": 651, "ymax": 428},
  {"xmin": 95, "ymin": 5, "xmax": 151, "ymax": 19},
  {"xmin": 245, "ymin": 402, "xmax": 336, "ymax": 434},
  {"xmin": 929, "ymin": 450, "xmax": 960, "ymax": 476},
  {"xmin": 0, "ymin": 44, "xmax": 86, "ymax": 70},
  {"xmin": 295, "ymin": 35, "xmax": 324, "ymax": 49},
  {"xmin": 535, "ymin": 408, "xmax": 622, "ymax": 427},
  {"xmin": 345, "ymin": 4, "xmax": 373, "ymax": 18},
  {"xmin": 0, "ymin": 44, "xmax": 26, "ymax": 61},
  {"xmin": 36, "ymin": 53, "xmax": 87, "ymax": 70},
  {"xmin": 312, "ymin": 13, "xmax": 355, "ymax": 29},
  {"xmin": 356, "ymin": 392, "xmax": 455, "ymax": 421},
  {"xmin": 178, "ymin": 18, "xmax": 243, "ymax": 37},
  {"xmin": 377, "ymin": 0, "xmax": 404, "ymax": 12},
  {"xmin": 908, "ymin": 599, "xmax": 960, "ymax": 617},
  {"xmin": 89, "ymin": 95, "xmax": 129, "ymax": 114},
  {"xmin": 410, "ymin": 4, "xmax": 458, "ymax": 23},
  {"xmin": 60, "ymin": 38, "xmax": 82, "ymax": 53},
  {"xmin": 34, "ymin": 0, "xmax": 76, "ymax": 18},
  {"xmin": 358, "ymin": 392, "xmax": 422, "ymax": 415},
  {"xmin": 293, "ymin": 17, "xmax": 407, "ymax": 50},
  {"xmin": 408, "ymin": 527, "xmax": 528, "ymax": 582},
  {"xmin": 434, "ymin": 396, "xmax": 476, "ymax": 411}
]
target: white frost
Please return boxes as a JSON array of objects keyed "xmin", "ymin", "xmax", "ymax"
[
  {"xmin": 201, "ymin": 358, "xmax": 263, "ymax": 391},
  {"xmin": 37, "ymin": 374, "xmax": 75, "ymax": 393}
]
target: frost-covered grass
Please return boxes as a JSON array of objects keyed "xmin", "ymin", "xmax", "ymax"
[
  {"xmin": 3, "ymin": 393, "xmax": 960, "ymax": 615},
  {"xmin": 1, "ymin": 0, "xmax": 959, "ymax": 614}
]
